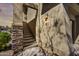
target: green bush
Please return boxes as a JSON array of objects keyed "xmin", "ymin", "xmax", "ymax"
[{"xmin": 0, "ymin": 32, "xmax": 11, "ymax": 51}]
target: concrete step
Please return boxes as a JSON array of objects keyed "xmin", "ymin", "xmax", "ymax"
[
  {"xmin": 23, "ymin": 39, "xmax": 35, "ymax": 43},
  {"xmin": 23, "ymin": 36, "xmax": 34, "ymax": 39},
  {"xmin": 23, "ymin": 42, "xmax": 35, "ymax": 47},
  {"xmin": 23, "ymin": 33, "xmax": 33, "ymax": 35},
  {"xmin": 23, "ymin": 35, "xmax": 33, "ymax": 38},
  {"xmin": 23, "ymin": 42, "xmax": 37, "ymax": 50}
]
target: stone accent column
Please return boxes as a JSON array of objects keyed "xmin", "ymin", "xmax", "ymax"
[{"xmin": 11, "ymin": 3, "xmax": 23, "ymax": 54}]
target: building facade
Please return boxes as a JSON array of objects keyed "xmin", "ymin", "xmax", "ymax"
[{"xmin": 12, "ymin": 3, "xmax": 79, "ymax": 56}]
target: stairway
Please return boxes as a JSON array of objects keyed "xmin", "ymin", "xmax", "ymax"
[{"xmin": 23, "ymin": 22, "xmax": 35, "ymax": 47}]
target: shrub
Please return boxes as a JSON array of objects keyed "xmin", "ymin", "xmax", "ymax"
[{"xmin": 0, "ymin": 32, "xmax": 11, "ymax": 51}]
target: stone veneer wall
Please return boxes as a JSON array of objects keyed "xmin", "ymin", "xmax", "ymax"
[
  {"xmin": 12, "ymin": 25, "xmax": 23, "ymax": 53},
  {"xmin": 36, "ymin": 4, "xmax": 72, "ymax": 56},
  {"xmin": 11, "ymin": 4, "xmax": 23, "ymax": 54}
]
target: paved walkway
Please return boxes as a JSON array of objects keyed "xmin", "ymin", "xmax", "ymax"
[{"xmin": 0, "ymin": 50, "xmax": 14, "ymax": 56}]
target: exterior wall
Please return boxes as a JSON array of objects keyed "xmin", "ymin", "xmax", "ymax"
[
  {"xmin": 11, "ymin": 3, "xmax": 23, "ymax": 54},
  {"xmin": 11, "ymin": 3, "xmax": 38, "ymax": 54},
  {"xmin": 36, "ymin": 4, "xmax": 72, "ymax": 55},
  {"xmin": 13, "ymin": 3, "xmax": 23, "ymax": 26}
]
